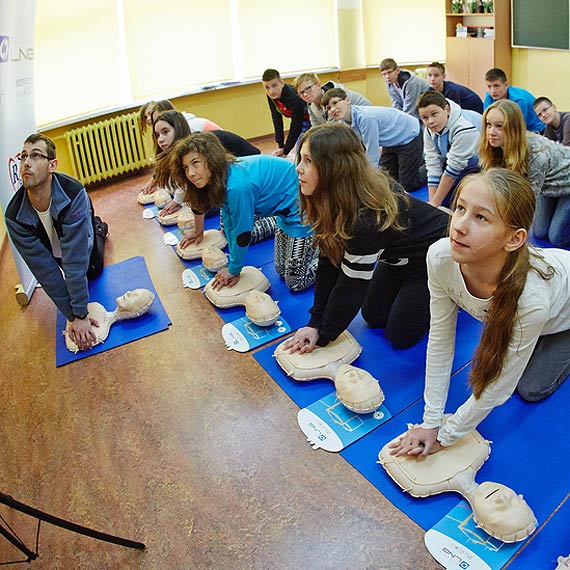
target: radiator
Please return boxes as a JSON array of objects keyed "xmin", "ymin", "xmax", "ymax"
[{"xmin": 64, "ymin": 112, "xmax": 153, "ymax": 185}]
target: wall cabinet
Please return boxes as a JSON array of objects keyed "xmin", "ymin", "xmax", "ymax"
[{"xmin": 445, "ymin": 0, "xmax": 511, "ymax": 99}]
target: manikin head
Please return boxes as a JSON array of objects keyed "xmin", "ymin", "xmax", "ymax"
[
  {"xmin": 335, "ymin": 365, "xmax": 380, "ymax": 397},
  {"xmin": 116, "ymin": 289, "xmax": 155, "ymax": 314},
  {"xmin": 202, "ymin": 245, "xmax": 228, "ymax": 272},
  {"xmin": 472, "ymin": 481, "xmax": 536, "ymax": 541},
  {"xmin": 245, "ymin": 290, "xmax": 280, "ymax": 325}
]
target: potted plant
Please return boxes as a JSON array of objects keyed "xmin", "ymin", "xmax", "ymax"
[
  {"xmin": 482, "ymin": 0, "xmax": 493, "ymax": 13},
  {"xmin": 450, "ymin": 0, "xmax": 463, "ymax": 13},
  {"xmin": 470, "ymin": 0, "xmax": 479, "ymax": 13}
]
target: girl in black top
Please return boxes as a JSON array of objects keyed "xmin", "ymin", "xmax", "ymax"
[{"xmin": 285, "ymin": 123, "xmax": 450, "ymax": 352}]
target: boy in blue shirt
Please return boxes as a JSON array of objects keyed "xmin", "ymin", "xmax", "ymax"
[
  {"xmin": 323, "ymin": 88, "xmax": 426, "ymax": 192},
  {"xmin": 483, "ymin": 68, "xmax": 544, "ymax": 132}
]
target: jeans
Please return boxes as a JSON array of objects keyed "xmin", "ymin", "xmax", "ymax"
[{"xmin": 533, "ymin": 194, "xmax": 570, "ymax": 247}]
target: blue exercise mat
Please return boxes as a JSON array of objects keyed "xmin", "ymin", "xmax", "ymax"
[
  {"xmin": 55, "ymin": 256, "xmax": 171, "ymax": 366},
  {"xmin": 253, "ymin": 309, "xmax": 482, "ymax": 411},
  {"xmin": 509, "ymin": 495, "xmax": 570, "ymax": 569},
  {"xmin": 211, "ymin": 260, "xmax": 315, "ymax": 330},
  {"xmin": 341, "ymin": 366, "xmax": 570, "ymax": 561}
]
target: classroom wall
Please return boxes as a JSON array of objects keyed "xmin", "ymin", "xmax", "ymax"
[{"xmin": 512, "ymin": 48, "xmax": 570, "ymax": 109}]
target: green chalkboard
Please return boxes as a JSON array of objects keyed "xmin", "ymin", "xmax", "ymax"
[{"xmin": 512, "ymin": 0, "xmax": 569, "ymax": 50}]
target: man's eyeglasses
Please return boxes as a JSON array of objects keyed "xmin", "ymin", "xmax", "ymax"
[
  {"xmin": 18, "ymin": 152, "xmax": 53, "ymax": 162},
  {"xmin": 298, "ymin": 83, "xmax": 317, "ymax": 96},
  {"xmin": 535, "ymin": 105, "xmax": 552, "ymax": 119}
]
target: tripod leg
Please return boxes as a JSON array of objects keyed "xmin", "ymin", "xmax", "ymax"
[
  {"xmin": 0, "ymin": 493, "xmax": 144, "ymax": 550},
  {"xmin": 0, "ymin": 521, "xmax": 38, "ymax": 562}
]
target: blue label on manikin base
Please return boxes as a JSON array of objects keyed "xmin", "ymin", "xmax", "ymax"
[
  {"xmin": 222, "ymin": 316, "xmax": 291, "ymax": 352},
  {"xmin": 298, "ymin": 393, "xmax": 391, "ymax": 452}
]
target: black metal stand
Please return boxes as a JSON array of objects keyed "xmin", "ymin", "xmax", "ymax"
[{"xmin": 0, "ymin": 491, "xmax": 145, "ymax": 565}]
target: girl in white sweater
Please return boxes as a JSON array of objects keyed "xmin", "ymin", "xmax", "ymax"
[{"xmin": 390, "ymin": 168, "xmax": 570, "ymax": 456}]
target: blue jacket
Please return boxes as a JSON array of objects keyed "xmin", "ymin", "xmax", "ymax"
[
  {"xmin": 223, "ymin": 155, "xmax": 311, "ymax": 275},
  {"xmin": 484, "ymin": 86, "xmax": 544, "ymax": 132},
  {"xmin": 5, "ymin": 172, "xmax": 96, "ymax": 320}
]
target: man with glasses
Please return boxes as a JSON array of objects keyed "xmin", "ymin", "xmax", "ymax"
[
  {"xmin": 293, "ymin": 72, "xmax": 371, "ymax": 126},
  {"xmin": 5, "ymin": 133, "xmax": 108, "ymax": 350},
  {"xmin": 534, "ymin": 97, "xmax": 570, "ymax": 146}
]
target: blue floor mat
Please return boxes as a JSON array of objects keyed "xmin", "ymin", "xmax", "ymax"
[
  {"xmin": 342, "ymin": 366, "xmax": 570, "ymax": 565},
  {"xmin": 508, "ymin": 494, "xmax": 570, "ymax": 569},
  {"xmin": 55, "ymin": 256, "xmax": 171, "ymax": 366}
]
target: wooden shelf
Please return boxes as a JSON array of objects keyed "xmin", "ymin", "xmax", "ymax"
[{"xmin": 445, "ymin": 0, "xmax": 511, "ymax": 98}]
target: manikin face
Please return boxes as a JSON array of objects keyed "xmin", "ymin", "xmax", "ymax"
[
  {"xmin": 534, "ymin": 101, "xmax": 556, "ymax": 125},
  {"xmin": 335, "ymin": 366, "xmax": 378, "ymax": 399},
  {"xmin": 381, "ymin": 67, "xmax": 399, "ymax": 84},
  {"xmin": 20, "ymin": 140, "xmax": 57, "ymax": 190},
  {"xmin": 486, "ymin": 78, "xmax": 509, "ymax": 101},
  {"xmin": 116, "ymin": 289, "xmax": 154, "ymax": 312},
  {"xmin": 296, "ymin": 140, "xmax": 319, "ymax": 196},
  {"xmin": 419, "ymin": 103, "xmax": 450, "ymax": 134},
  {"xmin": 427, "ymin": 67, "xmax": 445, "ymax": 91},
  {"xmin": 450, "ymin": 179, "xmax": 516, "ymax": 267},
  {"xmin": 245, "ymin": 290, "xmax": 278, "ymax": 317},
  {"xmin": 473, "ymin": 482, "xmax": 536, "ymax": 538},
  {"xmin": 485, "ymin": 108, "xmax": 506, "ymax": 148},
  {"xmin": 262, "ymin": 78, "xmax": 284, "ymax": 100},
  {"xmin": 182, "ymin": 151, "xmax": 212, "ymax": 188},
  {"xmin": 326, "ymin": 96, "xmax": 351, "ymax": 122},
  {"xmin": 296, "ymin": 80, "xmax": 321, "ymax": 104},
  {"xmin": 154, "ymin": 120, "xmax": 176, "ymax": 152}
]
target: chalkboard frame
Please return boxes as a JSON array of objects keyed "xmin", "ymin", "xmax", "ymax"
[{"xmin": 511, "ymin": 0, "xmax": 570, "ymax": 50}]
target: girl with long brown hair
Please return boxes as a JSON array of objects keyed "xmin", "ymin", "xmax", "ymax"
[
  {"xmin": 170, "ymin": 132, "xmax": 317, "ymax": 292},
  {"xmin": 283, "ymin": 123, "xmax": 449, "ymax": 352},
  {"xmin": 390, "ymin": 168, "xmax": 570, "ymax": 457},
  {"xmin": 479, "ymin": 99, "xmax": 570, "ymax": 247}
]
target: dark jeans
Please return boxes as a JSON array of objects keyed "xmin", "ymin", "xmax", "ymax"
[
  {"xmin": 361, "ymin": 257, "xmax": 430, "ymax": 349},
  {"xmin": 517, "ymin": 329, "xmax": 570, "ymax": 402},
  {"xmin": 380, "ymin": 132, "xmax": 426, "ymax": 192}
]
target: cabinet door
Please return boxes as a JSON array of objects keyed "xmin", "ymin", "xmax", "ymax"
[
  {"xmin": 467, "ymin": 38, "xmax": 495, "ymax": 99},
  {"xmin": 445, "ymin": 37, "xmax": 470, "ymax": 86}
]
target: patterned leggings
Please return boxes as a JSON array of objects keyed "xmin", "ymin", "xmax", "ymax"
[
  {"xmin": 274, "ymin": 227, "xmax": 318, "ymax": 292},
  {"xmin": 219, "ymin": 216, "xmax": 277, "ymax": 245}
]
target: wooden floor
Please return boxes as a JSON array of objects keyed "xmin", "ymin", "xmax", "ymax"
[{"xmin": 0, "ymin": 142, "xmax": 442, "ymax": 569}]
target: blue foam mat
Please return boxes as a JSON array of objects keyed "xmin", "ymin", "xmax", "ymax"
[
  {"xmin": 55, "ymin": 256, "xmax": 171, "ymax": 366},
  {"xmin": 508, "ymin": 495, "xmax": 570, "ymax": 569},
  {"xmin": 253, "ymin": 309, "xmax": 482, "ymax": 411},
  {"xmin": 342, "ymin": 366, "xmax": 570, "ymax": 560}
]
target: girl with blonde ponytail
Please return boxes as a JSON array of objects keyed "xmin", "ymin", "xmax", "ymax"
[{"xmin": 390, "ymin": 168, "xmax": 570, "ymax": 457}]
